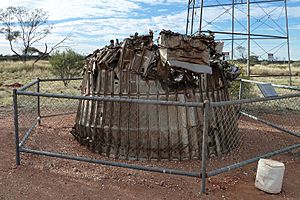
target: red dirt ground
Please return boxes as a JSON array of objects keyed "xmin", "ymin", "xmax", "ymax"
[{"xmin": 0, "ymin": 108, "xmax": 299, "ymax": 200}]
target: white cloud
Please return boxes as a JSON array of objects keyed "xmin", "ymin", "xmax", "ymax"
[
  {"xmin": 48, "ymin": 11, "xmax": 187, "ymax": 54},
  {"xmin": 1, "ymin": 0, "xmax": 300, "ymax": 59},
  {"xmin": 0, "ymin": 0, "xmax": 141, "ymax": 20},
  {"xmin": 0, "ymin": 0, "xmax": 187, "ymax": 55}
]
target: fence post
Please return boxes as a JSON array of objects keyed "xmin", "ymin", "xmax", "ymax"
[
  {"xmin": 201, "ymin": 100, "xmax": 210, "ymax": 194},
  {"xmin": 37, "ymin": 78, "xmax": 41, "ymax": 125},
  {"xmin": 239, "ymin": 79, "xmax": 244, "ymax": 100},
  {"xmin": 13, "ymin": 89, "xmax": 20, "ymax": 165}
]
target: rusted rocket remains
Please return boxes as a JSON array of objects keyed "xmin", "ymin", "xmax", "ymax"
[{"xmin": 72, "ymin": 30, "xmax": 240, "ymax": 160}]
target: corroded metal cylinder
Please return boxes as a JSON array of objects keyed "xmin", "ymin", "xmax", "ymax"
[{"xmin": 72, "ymin": 30, "xmax": 240, "ymax": 160}]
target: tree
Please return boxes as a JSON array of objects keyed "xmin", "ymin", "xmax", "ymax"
[
  {"xmin": 235, "ymin": 45, "xmax": 247, "ymax": 63},
  {"xmin": 23, "ymin": 47, "xmax": 42, "ymax": 56},
  {"xmin": 49, "ymin": 49, "xmax": 84, "ymax": 86},
  {"xmin": 0, "ymin": 6, "xmax": 67, "ymax": 66},
  {"xmin": 249, "ymin": 55, "xmax": 259, "ymax": 64}
]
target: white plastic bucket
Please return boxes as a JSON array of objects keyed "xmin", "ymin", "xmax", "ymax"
[{"xmin": 255, "ymin": 158, "xmax": 285, "ymax": 194}]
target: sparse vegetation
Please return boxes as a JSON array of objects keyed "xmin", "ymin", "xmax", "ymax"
[
  {"xmin": 292, "ymin": 61, "xmax": 300, "ymax": 67},
  {"xmin": 229, "ymin": 66, "xmax": 255, "ymax": 99},
  {"xmin": 261, "ymin": 61, "xmax": 269, "ymax": 66},
  {"xmin": 0, "ymin": 60, "xmax": 51, "ymax": 106},
  {"xmin": 0, "ymin": 58, "xmax": 83, "ymax": 107},
  {"xmin": 1, "ymin": 60, "xmax": 299, "ymax": 107},
  {"xmin": 249, "ymin": 63, "xmax": 300, "ymax": 77},
  {"xmin": 49, "ymin": 49, "xmax": 84, "ymax": 86}
]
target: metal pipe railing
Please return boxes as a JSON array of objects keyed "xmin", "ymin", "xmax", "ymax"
[
  {"xmin": 37, "ymin": 78, "xmax": 41, "ymax": 125},
  {"xmin": 241, "ymin": 111, "xmax": 300, "ymax": 138},
  {"xmin": 13, "ymin": 77, "xmax": 300, "ymax": 195},
  {"xmin": 20, "ymin": 147, "xmax": 202, "ymax": 178},
  {"xmin": 13, "ymin": 89, "xmax": 20, "ymax": 165},
  {"xmin": 207, "ymin": 143, "xmax": 300, "ymax": 177},
  {"xmin": 211, "ymin": 92, "xmax": 300, "ymax": 107},
  {"xmin": 240, "ymin": 78, "xmax": 300, "ymax": 91},
  {"xmin": 18, "ymin": 79, "xmax": 39, "ymax": 91},
  {"xmin": 201, "ymin": 100, "xmax": 210, "ymax": 194},
  {"xmin": 41, "ymin": 111, "xmax": 77, "ymax": 119},
  {"xmin": 15, "ymin": 91, "xmax": 204, "ymax": 108},
  {"xmin": 19, "ymin": 117, "xmax": 40, "ymax": 148},
  {"xmin": 39, "ymin": 77, "xmax": 83, "ymax": 82}
]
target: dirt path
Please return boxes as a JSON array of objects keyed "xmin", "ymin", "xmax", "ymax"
[{"xmin": 0, "ymin": 110, "xmax": 299, "ymax": 200}]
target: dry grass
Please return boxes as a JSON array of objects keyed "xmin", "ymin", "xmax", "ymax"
[
  {"xmin": 233, "ymin": 62, "xmax": 300, "ymax": 86},
  {"xmin": 0, "ymin": 60, "xmax": 51, "ymax": 73},
  {"xmin": 250, "ymin": 63, "xmax": 300, "ymax": 76},
  {"xmin": 0, "ymin": 60, "xmax": 52, "ymax": 84},
  {"xmin": 1, "ymin": 60, "xmax": 299, "ymax": 107},
  {"xmin": 0, "ymin": 60, "xmax": 82, "ymax": 107},
  {"xmin": 0, "ymin": 60, "xmax": 52, "ymax": 107}
]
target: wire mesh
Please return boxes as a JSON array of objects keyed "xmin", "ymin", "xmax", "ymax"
[
  {"xmin": 239, "ymin": 79, "xmax": 300, "ymax": 100},
  {"xmin": 16, "ymin": 78, "xmax": 205, "ymax": 172},
  {"xmin": 39, "ymin": 79, "xmax": 82, "ymax": 117},
  {"xmin": 242, "ymin": 96, "xmax": 300, "ymax": 136},
  {"xmin": 39, "ymin": 79, "xmax": 82, "ymax": 95},
  {"xmin": 15, "ymin": 78, "xmax": 300, "ymax": 180},
  {"xmin": 72, "ymin": 97, "xmax": 204, "ymax": 161},
  {"xmin": 17, "ymin": 82, "xmax": 38, "ymax": 139},
  {"xmin": 22, "ymin": 98, "xmax": 205, "ymax": 173},
  {"xmin": 206, "ymin": 95, "xmax": 300, "ymax": 172},
  {"xmin": 39, "ymin": 96, "xmax": 79, "ymax": 117}
]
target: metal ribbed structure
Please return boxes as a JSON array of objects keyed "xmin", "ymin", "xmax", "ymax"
[{"xmin": 72, "ymin": 30, "xmax": 240, "ymax": 160}]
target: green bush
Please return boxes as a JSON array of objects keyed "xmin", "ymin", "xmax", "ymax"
[
  {"xmin": 229, "ymin": 66, "xmax": 254, "ymax": 99},
  {"xmin": 229, "ymin": 76, "xmax": 254, "ymax": 99},
  {"xmin": 49, "ymin": 49, "xmax": 84, "ymax": 86},
  {"xmin": 292, "ymin": 61, "xmax": 300, "ymax": 67}
]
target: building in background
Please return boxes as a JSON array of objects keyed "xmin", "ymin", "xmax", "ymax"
[
  {"xmin": 223, "ymin": 52, "xmax": 230, "ymax": 60},
  {"xmin": 268, "ymin": 53, "xmax": 274, "ymax": 62}
]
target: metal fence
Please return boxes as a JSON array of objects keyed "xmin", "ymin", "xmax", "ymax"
[{"xmin": 13, "ymin": 77, "xmax": 300, "ymax": 194}]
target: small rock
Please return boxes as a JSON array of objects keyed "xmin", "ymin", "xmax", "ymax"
[
  {"xmin": 160, "ymin": 181, "xmax": 165, "ymax": 187},
  {"xmin": 72, "ymin": 167, "xmax": 81, "ymax": 173}
]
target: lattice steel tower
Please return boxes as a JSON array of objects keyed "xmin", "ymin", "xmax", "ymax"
[{"xmin": 186, "ymin": 0, "xmax": 291, "ymax": 83}]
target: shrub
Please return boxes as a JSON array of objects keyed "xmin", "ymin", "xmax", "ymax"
[
  {"xmin": 229, "ymin": 77, "xmax": 254, "ymax": 100},
  {"xmin": 292, "ymin": 61, "xmax": 300, "ymax": 67},
  {"xmin": 229, "ymin": 65, "xmax": 254, "ymax": 99},
  {"xmin": 49, "ymin": 49, "xmax": 84, "ymax": 86}
]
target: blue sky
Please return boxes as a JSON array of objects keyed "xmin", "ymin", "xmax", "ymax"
[{"xmin": 0, "ymin": 0, "xmax": 300, "ymax": 60}]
